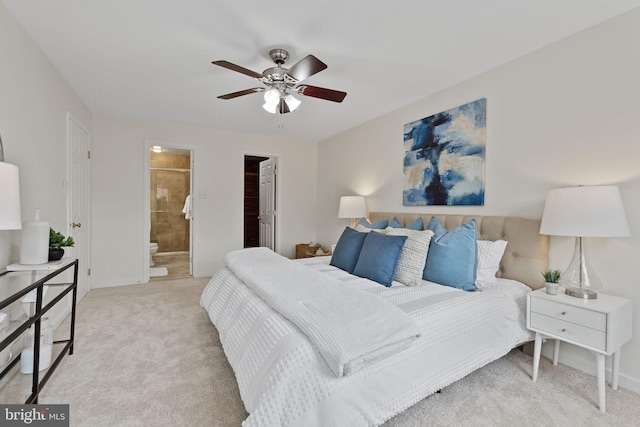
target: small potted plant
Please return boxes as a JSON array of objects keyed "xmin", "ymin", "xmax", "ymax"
[
  {"xmin": 49, "ymin": 228, "xmax": 74, "ymax": 261},
  {"xmin": 542, "ymin": 269, "xmax": 561, "ymax": 295}
]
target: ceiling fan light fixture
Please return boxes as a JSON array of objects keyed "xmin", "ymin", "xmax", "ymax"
[
  {"xmin": 284, "ymin": 94, "xmax": 301, "ymax": 112},
  {"xmin": 263, "ymin": 102, "xmax": 277, "ymax": 114},
  {"xmin": 264, "ymin": 88, "xmax": 280, "ymax": 106},
  {"xmin": 213, "ymin": 48, "xmax": 347, "ymax": 117}
]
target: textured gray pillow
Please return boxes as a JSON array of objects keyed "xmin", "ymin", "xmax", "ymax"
[
  {"xmin": 475, "ymin": 240, "xmax": 508, "ymax": 288},
  {"xmin": 385, "ymin": 227, "xmax": 434, "ymax": 286}
]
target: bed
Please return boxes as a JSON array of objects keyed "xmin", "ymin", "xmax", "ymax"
[{"xmin": 200, "ymin": 213, "xmax": 548, "ymax": 426}]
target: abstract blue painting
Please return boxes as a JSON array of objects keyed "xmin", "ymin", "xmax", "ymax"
[{"xmin": 403, "ymin": 98, "xmax": 486, "ymax": 206}]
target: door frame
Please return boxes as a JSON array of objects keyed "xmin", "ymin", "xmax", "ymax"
[
  {"xmin": 66, "ymin": 112, "xmax": 91, "ymax": 300},
  {"xmin": 243, "ymin": 151, "xmax": 280, "ymax": 254},
  {"xmin": 143, "ymin": 139, "xmax": 197, "ymax": 281}
]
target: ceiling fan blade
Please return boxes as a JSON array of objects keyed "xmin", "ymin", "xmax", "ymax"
[
  {"xmin": 278, "ymin": 98, "xmax": 291, "ymax": 114},
  {"xmin": 212, "ymin": 60, "xmax": 262, "ymax": 79},
  {"xmin": 217, "ymin": 87, "xmax": 264, "ymax": 100},
  {"xmin": 296, "ymin": 85, "xmax": 347, "ymax": 103},
  {"xmin": 286, "ymin": 55, "xmax": 327, "ymax": 82}
]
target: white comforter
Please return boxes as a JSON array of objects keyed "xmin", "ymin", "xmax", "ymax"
[
  {"xmin": 201, "ymin": 256, "xmax": 534, "ymax": 427},
  {"xmin": 224, "ymin": 248, "xmax": 421, "ymax": 377}
]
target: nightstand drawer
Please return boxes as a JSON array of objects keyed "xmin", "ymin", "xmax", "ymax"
[
  {"xmin": 530, "ymin": 297, "xmax": 607, "ymax": 332},
  {"xmin": 529, "ymin": 312, "xmax": 606, "ymax": 350}
]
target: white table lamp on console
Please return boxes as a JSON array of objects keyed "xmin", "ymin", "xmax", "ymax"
[
  {"xmin": 0, "ymin": 146, "xmax": 23, "ymax": 372},
  {"xmin": 539, "ymin": 185, "xmax": 630, "ymax": 299},
  {"xmin": 0, "ymin": 159, "xmax": 22, "ymax": 231}
]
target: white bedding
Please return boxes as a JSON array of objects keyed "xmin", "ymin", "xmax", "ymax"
[
  {"xmin": 201, "ymin": 256, "xmax": 534, "ymax": 427},
  {"xmin": 224, "ymin": 248, "xmax": 421, "ymax": 377}
]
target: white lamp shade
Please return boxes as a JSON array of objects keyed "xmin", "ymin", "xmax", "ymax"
[
  {"xmin": 338, "ymin": 196, "xmax": 367, "ymax": 219},
  {"xmin": 284, "ymin": 94, "xmax": 301, "ymax": 112},
  {"xmin": 263, "ymin": 102, "xmax": 277, "ymax": 114},
  {"xmin": 264, "ymin": 88, "xmax": 280, "ymax": 105},
  {"xmin": 540, "ymin": 185, "xmax": 630, "ymax": 237},
  {"xmin": 0, "ymin": 162, "xmax": 22, "ymax": 230}
]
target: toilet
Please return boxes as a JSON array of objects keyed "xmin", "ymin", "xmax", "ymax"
[{"xmin": 150, "ymin": 242, "xmax": 158, "ymax": 266}]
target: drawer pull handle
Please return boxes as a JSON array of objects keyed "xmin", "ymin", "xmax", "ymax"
[
  {"xmin": 561, "ymin": 311, "xmax": 567, "ymax": 316},
  {"xmin": 561, "ymin": 328, "xmax": 567, "ymax": 332}
]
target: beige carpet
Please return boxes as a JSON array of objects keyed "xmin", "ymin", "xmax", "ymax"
[{"xmin": 14, "ymin": 277, "xmax": 640, "ymax": 426}]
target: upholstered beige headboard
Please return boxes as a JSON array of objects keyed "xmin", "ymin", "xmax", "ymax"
[{"xmin": 368, "ymin": 212, "xmax": 549, "ymax": 290}]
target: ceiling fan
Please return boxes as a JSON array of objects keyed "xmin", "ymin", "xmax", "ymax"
[{"xmin": 212, "ymin": 48, "xmax": 347, "ymax": 114}]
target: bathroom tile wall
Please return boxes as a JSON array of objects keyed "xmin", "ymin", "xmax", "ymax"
[{"xmin": 150, "ymin": 152, "xmax": 190, "ymax": 252}]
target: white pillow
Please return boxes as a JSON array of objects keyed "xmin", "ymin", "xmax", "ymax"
[
  {"xmin": 385, "ymin": 228, "xmax": 434, "ymax": 286},
  {"xmin": 354, "ymin": 224, "xmax": 386, "ymax": 233},
  {"xmin": 476, "ymin": 240, "xmax": 508, "ymax": 288}
]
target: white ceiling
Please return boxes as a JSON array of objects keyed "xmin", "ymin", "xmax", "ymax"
[{"xmin": 3, "ymin": 1, "xmax": 640, "ymax": 142}]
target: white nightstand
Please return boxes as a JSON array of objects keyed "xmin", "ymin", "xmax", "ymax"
[{"xmin": 526, "ymin": 288, "xmax": 632, "ymax": 413}]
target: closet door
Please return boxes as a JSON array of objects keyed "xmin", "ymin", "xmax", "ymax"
[{"xmin": 258, "ymin": 158, "xmax": 276, "ymax": 251}]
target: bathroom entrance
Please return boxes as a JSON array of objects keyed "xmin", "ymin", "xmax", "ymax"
[{"xmin": 148, "ymin": 145, "xmax": 193, "ymax": 279}]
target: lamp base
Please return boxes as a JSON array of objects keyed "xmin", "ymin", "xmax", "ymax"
[{"xmin": 565, "ymin": 286, "xmax": 598, "ymax": 299}]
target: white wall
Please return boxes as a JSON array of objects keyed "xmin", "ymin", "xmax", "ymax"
[
  {"xmin": 0, "ymin": 4, "xmax": 92, "ymax": 325},
  {"xmin": 90, "ymin": 113, "xmax": 317, "ymax": 287},
  {"xmin": 317, "ymin": 9, "xmax": 640, "ymax": 392}
]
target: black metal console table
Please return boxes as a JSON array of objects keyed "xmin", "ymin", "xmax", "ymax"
[{"xmin": 0, "ymin": 258, "xmax": 78, "ymax": 403}]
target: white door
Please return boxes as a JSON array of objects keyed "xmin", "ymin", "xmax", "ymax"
[
  {"xmin": 68, "ymin": 115, "xmax": 91, "ymax": 300},
  {"xmin": 189, "ymin": 153, "xmax": 194, "ymax": 276},
  {"xmin": 259, "ymin": 158, "xmax": 276, "ymax": 251}
]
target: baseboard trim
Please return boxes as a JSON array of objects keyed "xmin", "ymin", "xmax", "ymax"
[
  {"xmin": 554, "ymin": 352, "xmax": 640, "ymax": 395},
  {"xmin": 194, "ymin": 271, "xmax": 214, "ymax": 279},
  {"xmin": 537, "ymin": 340, "xmax": 640, "ymax": 395},
  {"xmin": 92, "ymin": 278, "xmax": 145, "ymax": 288}
]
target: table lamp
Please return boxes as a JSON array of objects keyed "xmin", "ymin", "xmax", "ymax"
[
  {"xmin": 338, "ymin": 196, "xmax": 367, "ymax": 227},
  {"xmin": 540, "ymin": 185, "xmax": 630, "ymax": 299},
  {"xmin": 0, "ymin": 160, "xmax": 22, "ymax": 231}
]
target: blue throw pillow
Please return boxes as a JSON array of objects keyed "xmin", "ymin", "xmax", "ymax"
[
  {"xmin": 405, "ymin": 217, "xmax": 424, "ymax": 231},
  {"xmin": 353, "ymin": 232, "xmax": 408, "ymax": 286},
  {"xmin": 390, "ymin": 217, "xmax": 424, "ymax": 230},
  {"xmin": 330, "ymin": 227, "xmax": 368, "ymax": 273},
  {"xmin": 423, "ymin": 217, "xmax": 477, "ymax": 291},
  {"xmin": 356, "ymin": 217, "xmax": 388, "ymax": 230}
]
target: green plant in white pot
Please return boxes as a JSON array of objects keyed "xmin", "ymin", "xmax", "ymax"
[{"xmin": 542, "ymin": 269, "xmax": 561, "ymax": 295}]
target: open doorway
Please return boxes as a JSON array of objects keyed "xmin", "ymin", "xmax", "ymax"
[
  {"xmin": 148, "ymin": 145, "xmax": 193, "ymax": 280},
  {"xmin": 244, "ymin": 155, "xmax": 277, "ymax": 250}
]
